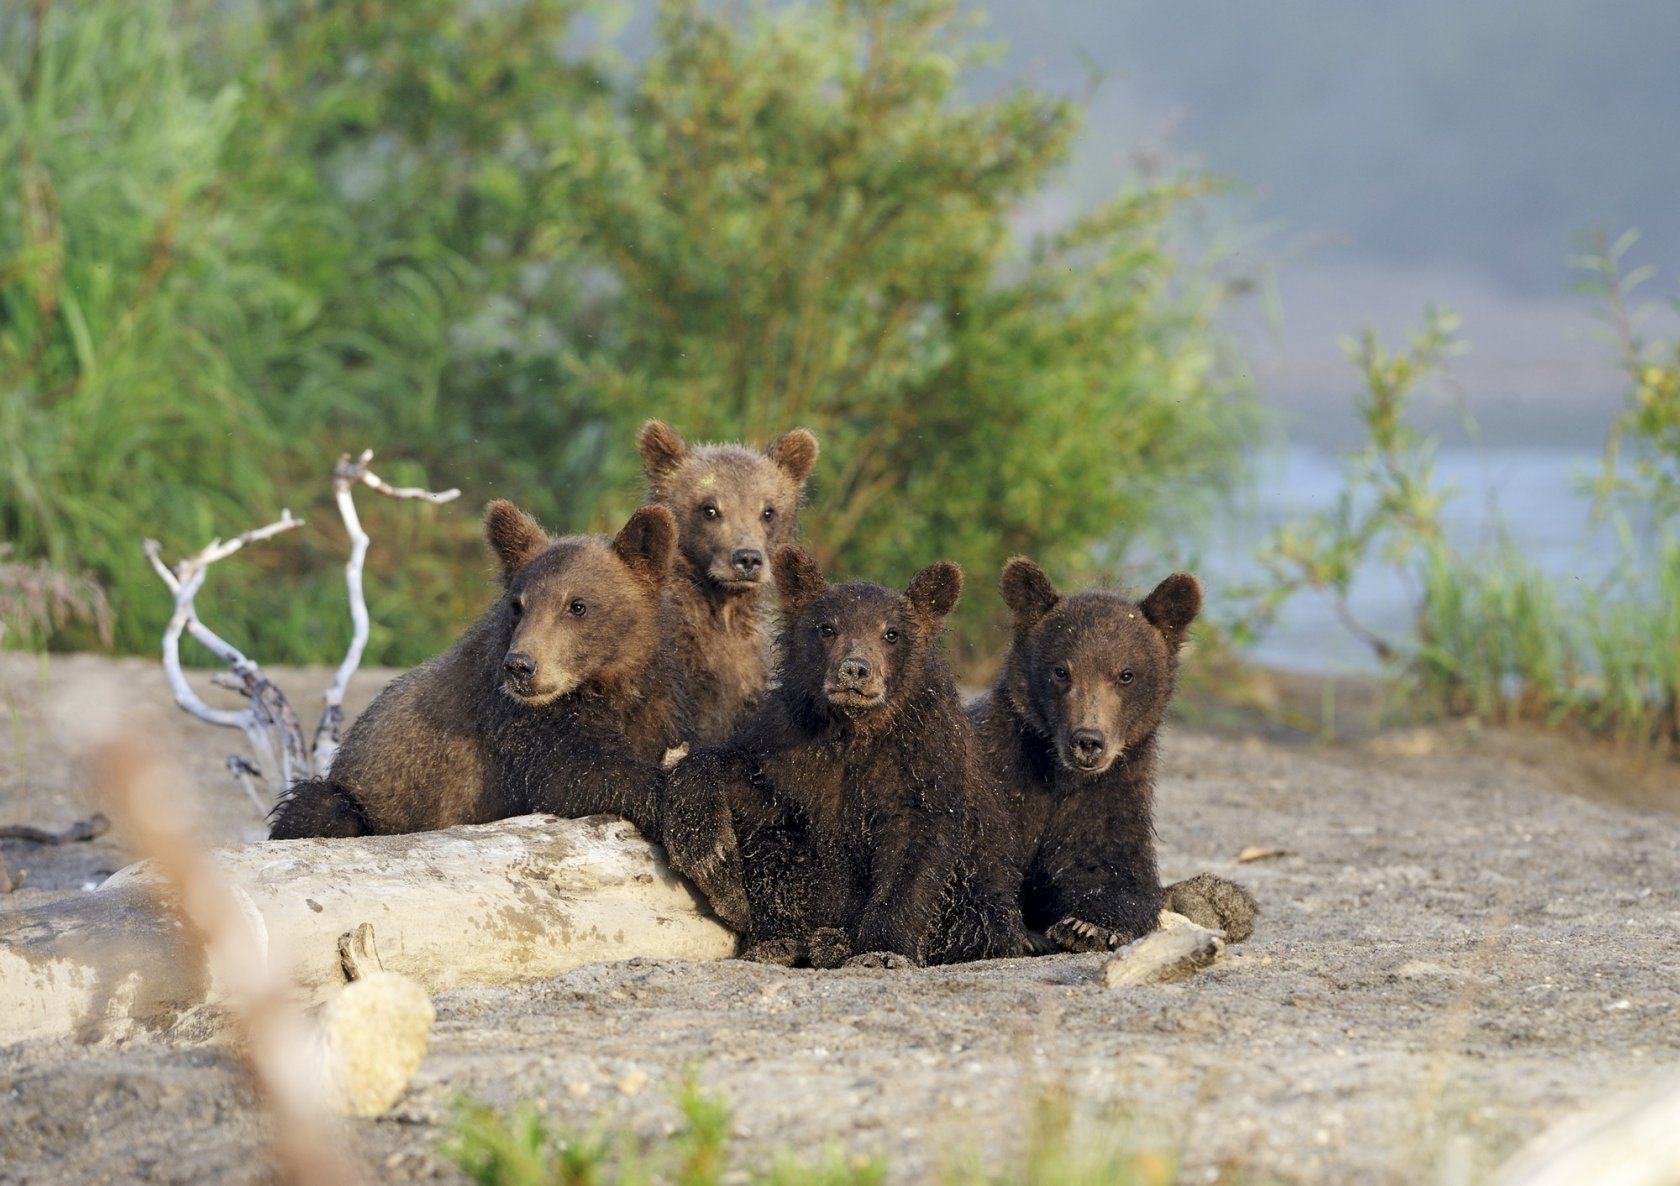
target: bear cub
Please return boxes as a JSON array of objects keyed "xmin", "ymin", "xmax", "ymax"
[
  {"xmin": 970, "ymin": 559, "xmax": 1258, "ymax": 951},
  {"xmin": 639, "ymin": 419, "xmax": 819, "ymax": 745},
  {"xmin": 663, "ymin": 547, "xmax": 1029, "ymax": 967},
  {"xmin": 269, "ymin": 501, "xmax": 688, "ymax": 841}
]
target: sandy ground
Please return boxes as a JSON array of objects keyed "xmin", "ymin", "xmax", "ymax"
[{"xmin": 0, "ymin": 652, "xmax": 1677, "ymax": 1185}]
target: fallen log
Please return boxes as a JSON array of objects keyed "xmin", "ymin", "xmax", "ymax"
[{"xmin": 0, "ymin": 814, "xmax": 736, "ymax": 1046}]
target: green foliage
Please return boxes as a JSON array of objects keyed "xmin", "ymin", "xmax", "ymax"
[
  {"xmin": 2, "ymin": 0, "xmax": 1247, "ymax": 671},
  {"xmin": 1241, "ymin": 306, "xmax": 1465, "ymax": 664},
  {"xmin": 1245, "ymin": 246, "xmax": 1680, "ymax": 750},
  {"xmin": 446, "ymin": 1081, "xmax": 885, "ymax": 1186},
  {"xmin": 446, "ymin": 1081, "xmax": 1239, "ymax": 1186},
  {"xmin": 0, "ymin": 1, "xmax": 281, "ymax": 653},
  {"xmin": 555, "ymin": 0, "xmax": 1250, "ymax": 662}
]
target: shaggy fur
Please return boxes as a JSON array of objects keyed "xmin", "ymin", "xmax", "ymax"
[
  {"xmin": 970, "ymin": 558, "xmax": 1257, "ymax": 951},
  {"xmin": 663, "ymin": 548, "xmax": 1029, "ymax": 967},
  {"xmin": 269, "ymin": 502, "xmax": 689, "ymax": 841},
  {"xmin": 639, "ymin": 420, "xmax": 818, "ymax": 745}
]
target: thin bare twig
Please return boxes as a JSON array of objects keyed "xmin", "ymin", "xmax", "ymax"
[
  {"xmin": 144, "ymin": 514, "xmax": 308, "ymax": 808},
  {"xmin": 313, "ymin": 450, "xmax": 459, "ymax": 773}
]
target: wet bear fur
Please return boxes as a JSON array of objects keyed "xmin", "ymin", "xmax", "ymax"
[
  {"xmin": 662, "ymin": 547, "xmax": 1030, "ymax": 967},
  {"xmin": 970, "ymin": 559, "xmax": 1258, "ymax": 951},
  {"xmin": 269, "ymin": 501, "xmax": 688, "ymax": 841},
  {"xmin": 639, "ymin": 419, "xmax": 819, "ymax": 745}
]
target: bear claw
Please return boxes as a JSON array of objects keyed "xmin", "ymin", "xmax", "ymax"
[
  {"xmin": 740, "ymin": 937, "xmax": 801, "ymax": 965},
  {"xmin": 843, "ymin": 950, "xmax": 917, "ymax": 970},
  {"xmin": 1047, "ymin": 916, "xmax": 1122, "ymax": 953}
]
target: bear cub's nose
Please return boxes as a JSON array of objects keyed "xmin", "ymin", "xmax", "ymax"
[
  {"xmin": 731, "ymin": 548, "xmax": 764, "ymax": 579},
  {"xmin": 503, "ymin": 651, "xmax": 537, "ymax": 682},
  {"xmin": 837, "ymin": 656, "xmax": 873, "ymax": 687},
  {"xmin": 1071, "ymin": 728, "xmax": 1106, "ymax": 766}
]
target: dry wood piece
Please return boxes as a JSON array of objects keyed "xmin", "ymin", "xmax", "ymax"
[
  {"xmin": 143, "ymin": 449, "xmax": 459, "ymax": 815},
  {"xmin": 1235, "ymin": 845, "xmax": 1293, "ymax": 863},
  {"xmin": 0, "ymin": 813, "xmax": 110, "ymax": 845},
  {"xmin": 320, "ymin": 923, "xmax": 435, "ymax": 1118},
  {"xmin": 0, "ymin": 812, "xmax": 736, "ymax": 1046},
  {"xmin": 1101, "ymin": 918, "xmax": 1227, "ymax": 987}
]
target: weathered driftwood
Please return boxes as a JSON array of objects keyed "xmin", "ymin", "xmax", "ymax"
[
  {"xmin": 1100, "ymin": 912, "xmax": 1227, "ymax": 986},
  {"xmin": 0, "ymin": 814, "xmax": 736, "ymax": 1046},
  {"xmin": 143, "ymin": 449, "xmax": 460, "ymax": 813}
]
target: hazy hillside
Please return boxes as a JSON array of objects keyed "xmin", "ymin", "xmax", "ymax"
[{"xmin": 979, "ymin": 2, "xmax": 1680, "ymax": 295}]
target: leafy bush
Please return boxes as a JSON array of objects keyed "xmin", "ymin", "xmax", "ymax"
[
  {"xmin": 1244, "ymin": 236, "xmax": 1680, "ymax": 750},
  {"xmin": 553, "ymin": 0, "xmax": 1251, "ymax": 663},
  {"xmin": 2, "ymin": 0, "xmax": 1250, "ymax": 671}
]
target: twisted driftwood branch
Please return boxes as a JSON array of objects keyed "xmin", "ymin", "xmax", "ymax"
[
  {"xmin": 144, "ymin": 450, "xmax": 459, "ymax": 814},
  {"xmin": 313, "ymin": 449, "xmax": 460, "ymax": 773}
]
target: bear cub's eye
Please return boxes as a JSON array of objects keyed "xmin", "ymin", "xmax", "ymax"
[
  {"xmin": 817, "ymin": 623, "xmax": 836, "ymax": 639},
  {"xmin": 700, "ymin": 502, "xmax": 720, "ymax": 520},
  {"xmin": 510, "ymin": 598, "xmax": 525, "ymax": 618},
  {"xmin": 1052, "ymin": 664, "xmax": 1070, "ymax": 683},
  {"xmin": 568, "ymin": 599, "xmax": 588, "ymax": 617},
  {"xmin": 761, "ymin": 506, "xmax": 776, "ymax": 522},
  {"xmin": 1118, "ymin": 669, "xmax": 1135, "ymax": 685},
  {"xmin": 883, "ymin": 628, "xmax": 899, "ymax": 644}
]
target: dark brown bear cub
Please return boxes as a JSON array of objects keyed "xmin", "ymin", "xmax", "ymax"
[
  {"xmin": 971, "ymin": 559, "xmax": 1258, "ymax": 952},
  {"xmin": 269, "ymin": 501, "xmax": 687, "ymax": 841},
  {"xmin": 639, "ymin": 420, "xmax": 818, "ymax": 745},
  {"xmin": 663, "ymin": 548, "xmax": 1029, "ymax": 967}
]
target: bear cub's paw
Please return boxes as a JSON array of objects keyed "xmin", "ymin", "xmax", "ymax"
[
  {"xmin": 805, "ymin": 928, "xmax": 853, "ymax": 970},
  {"xmin": 843, "ymin": 950, "xmax": 918, "ymax": 970},
  {"xmin": 1162, "ymin": 873, "xmax": 1259, "ymax": 944},
  {"xmin": 740, "ymin": 937, "xmax": 801, "ymax": 966},
  {"xmin": 1047, "ymin": 916, "xmax": 1123, "ymax": 953},
  {"xmin": 661, "ymin": 800, "xmax": 750, "ymax": 931}
]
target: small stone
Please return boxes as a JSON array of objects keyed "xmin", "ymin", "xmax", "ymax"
[{"xmin": 617, "ymin": 1070, "xmax": 649, "ymax": 1096}]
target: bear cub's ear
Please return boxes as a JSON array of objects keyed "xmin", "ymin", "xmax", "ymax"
[
  {"xmin": 638, "ymin": 419, "xmax": 689, "ymax": 479},
  {"xmin": 1140, "ymin": 572, "xmax": 1202, "ymax": 650},
  {"xmin": 614, "ymin": 505, "xmax": 678, "ymax": 584},
  {"xmin": 906, "ymin": 561, "xmax": 963, "ymax": 621},
  {"xmin": 766, "ymin": 427, "xmax": 819, "ymax": 484},
  {"xmin": 485, "ymin": 500, "xmax": 550, "ymax": 586},
  {"xmin": 999, "ymin": 556, "xmax": 1059, "ymax": 633},
  {"xmin": 771, "ymin": 546, "xmax": 827, "ymax": 617}
]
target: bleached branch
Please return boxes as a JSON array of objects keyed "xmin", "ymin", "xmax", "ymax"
[
  {"xmin": 144, "ymin": 514, "xmax": 311, "ymax": 802},
  {"xmin": 151, "ymin": 451, "xmax": 456, "ymax": 813},
  {"xmin": 312, "ymin": 450, "xmax": 460, "ymax": 773}
]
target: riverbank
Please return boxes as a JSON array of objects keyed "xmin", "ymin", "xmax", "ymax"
[{"xmin": 1, "ymin": 653, "xmax": 1676, "ymax": 1184}]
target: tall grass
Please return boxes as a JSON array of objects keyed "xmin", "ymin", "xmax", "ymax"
[{"xmin": 1245, "ymin": 238, "xmax": 1680, "ymax": 751}]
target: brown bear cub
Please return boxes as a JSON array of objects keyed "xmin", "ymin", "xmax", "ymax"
[
  {"xmin": 638, "ymin": 420, "xmax": 819, "ymax": 745},
  {"xmin": 970, "ymin": 559, "xmax": 1258, "ymax": 952},
  {"xmin": 269, "ymin": 501, "xmax": 688, "ymax": 841},
  {"xmin": 662, "ymin": 548, "xmax": 1030, "ymax": 968}
]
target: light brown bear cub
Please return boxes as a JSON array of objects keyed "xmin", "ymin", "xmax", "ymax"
[
  {"xmin": 268, "ymin": 501, "xmax": 688, "ymax": 840},
  {"xmin": 639, "ymin": 420, "xmax": 819, "ymax": 745}
]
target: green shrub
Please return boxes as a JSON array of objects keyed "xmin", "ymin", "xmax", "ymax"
[
  {"xmin": 3, "ymin": 0, "xmax": 1250, "ymax": 671},
  {"xmin": 1245, "ymin": 237, "xmax": 1680, "ymax": 750}
]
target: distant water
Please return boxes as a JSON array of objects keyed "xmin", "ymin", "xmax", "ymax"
[{"xmin": 1201, "ymin": 443, "xmax": 1625, "ymax": 674}]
